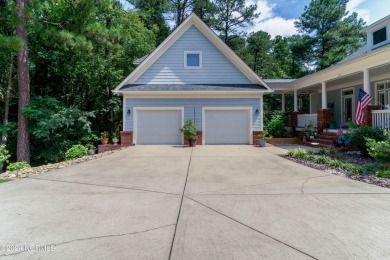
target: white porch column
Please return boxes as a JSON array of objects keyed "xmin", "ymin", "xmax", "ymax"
[
  {"xmin": 293, "ymin": 90, "xmax": 298, "ymax": 112},
  {"xmin": 363, "ymin": 68, "xmax": 371, "ymax": 102},
  {"xmin": 321, "ymin": 81, "xmax": 327, "ymax": 109},
  {"xmin": 281, "ymin": 93, "xmax": 285, "ymax": 112}
]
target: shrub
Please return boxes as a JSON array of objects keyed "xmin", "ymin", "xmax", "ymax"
[
  {"xmin": 350, "ymin": 126, "xmax": 385, "ymax": 156},
  {"xmin": 287, "ymin": 148, "xmax": 306, "ymax": 158},
  {"xmin": 7, "ymin": 162, "xmax": 31, "ymax": 171},
  {"xmin": 0, "ymin": 145, "xmax": 10, "ymax": 165},
  {"xmin": 65, "ymin": 145, "xmax": 88, "ymax": 160},
  {"xmin": 265, "ymin": 111, "xmax": 287, "ymax": 138},
  {"xmin": 366, "ymin": 138, "xmax": 390, "ymax": 162}
]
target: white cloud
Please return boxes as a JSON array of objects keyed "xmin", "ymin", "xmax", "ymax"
[
  {"xmin": 246, "ymin": 0, "xmax": 298, "ymax": 38},
  {"xmin": 346, "ymin": 0, "xmax": 370, "ymax": 23},
  {"xmin": 251, "ymin": 17, "xmax": 298, "ymax": 38}
]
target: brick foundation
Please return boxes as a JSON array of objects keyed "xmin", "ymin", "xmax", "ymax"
[
  {"xmin": 98, "ymin": 144, "xmax": 122, "ymax": 153},
  {"xmin": 253, "ymin": 131, "xmax": 263, "ymax": 145},
  {"xmin": 317, "ymin": 109, "xmax": 333, "ymax": 129},
  {"xmin": 120, "ymin": 131, "xmax": 133, "ymax": 147},
  {"xmin": 363, "ymin": 105, "xmax": 380, "ymax": 127},
  {"xmin": 184, "ymin": 131, "xmax": 203, "ymax": 145}
]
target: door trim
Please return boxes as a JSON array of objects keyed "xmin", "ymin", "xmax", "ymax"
[
  {"xmin": 202, "ymin": 107, "xmax": 253, "ymax": 145},
  {"xmin": 133, "ymin": 107, "xmax": 184, "ymax": 145},
  {"xmin": 340, "ymin": 88, "xmax": 355, "ymax": 126}
]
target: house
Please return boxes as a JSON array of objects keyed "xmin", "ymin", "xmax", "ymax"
[
  {"xmin": 114, "ymin": 13, "xmax": 273, "ymax": 146},
  {"xmin": 265, "ymin": 14, "xmax": 390, "ymax": 131}
]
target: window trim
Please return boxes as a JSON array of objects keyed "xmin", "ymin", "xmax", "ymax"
[
  {"xmin": 375, "ymin": 80, "xmax": 390, "ymax": 108},
  {"xmin": 184, "ymin": 51, "xmax": 202, "ymax": 69}
]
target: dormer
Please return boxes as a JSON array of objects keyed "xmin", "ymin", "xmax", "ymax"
[{"xmin": 362, "ymin": 14, "xmax": 390, "ymax": 50}]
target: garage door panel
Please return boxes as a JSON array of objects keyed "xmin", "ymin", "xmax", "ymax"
[
  {"xmin": 205, "ymin": 110, "xmax": 250, "ymax": 144},
  {"xmin": 136, "ymin": 110, "xmax": 182, "ymax": 145}
]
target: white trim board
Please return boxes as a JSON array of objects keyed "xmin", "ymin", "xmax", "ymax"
[
  {"xmin": 201, "ymin": 107, "xmax": 253, "ymax": 145},
  {"xmin": 133, "ymin": 107, "xmax": 184, "ymax": 145},
  {"xmin": 184, "ymin": 51, "xmax": 202, "ymax": 69}
]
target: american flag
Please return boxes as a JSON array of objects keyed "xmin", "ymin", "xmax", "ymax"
[
  {"xmin": 337, "ymin": 128, "xmax": 343, "ymax": 136},
  {"xmin": 355, "ymin": 88, "xmax": 374, "ymax": 125}
]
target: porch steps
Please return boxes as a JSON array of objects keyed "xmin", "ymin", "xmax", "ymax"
[{"xmin": 302, "ymin": 131, "xmax": 357, "ymax": 151}]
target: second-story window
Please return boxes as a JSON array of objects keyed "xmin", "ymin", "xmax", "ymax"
[
  {"xmin": 184, "ymin": 51, "xmax": 202, "ymax": 69},
  {"xmin": 373, "ymin": 27, "xmax": 387, "ymax": 45}
]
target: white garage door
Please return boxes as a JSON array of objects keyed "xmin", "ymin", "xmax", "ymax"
[
  {"xmin": 136, "ymin": 109, "xmax": 182, "ymax": 145},
  {"xmin": 204, "ymin": 109, "xmax": 250, "ymax": 144}
]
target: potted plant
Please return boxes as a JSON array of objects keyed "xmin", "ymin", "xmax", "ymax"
[
  {"xmin": 112, "ymin": 133, "xmax": 120, "ymax": 145},
  {"xmin": 180, "ymin": 119, "xmax": 198, "ymax": 147},
  {"xmin": 329, "ymin": 118, "xmax": 337, "ymax": 129},
  {"xmin": 308, "ymin": 120, "xmax": 314, "ymax": 131},
  {"xmin": 258, "ymin": 130, "xmax": 272, "ymax": 147},
  {"xmin": 100, "ymin": 132, "xmax": 109, "ymax": 144},
  {"xmin": 86, "ymin": 144, "xmax": 96, "ymax": 155}
]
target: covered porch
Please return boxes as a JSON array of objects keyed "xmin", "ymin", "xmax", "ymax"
[{"xmin": 265, "ymin": 59, "xmax": 390, "ymax": 131}]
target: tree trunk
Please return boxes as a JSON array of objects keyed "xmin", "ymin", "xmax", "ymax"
[
  {"xmin": 2, "ymin": 53, "xmax": 14, "ymax": 144},
  {"xmin": 16, "ymin": 0, "xmax": 30, "ymax": 163}
]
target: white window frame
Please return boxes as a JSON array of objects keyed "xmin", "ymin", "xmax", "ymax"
[
  {"xmin": 184, "ymin": 51, "xmax": 202, "ymax": 69},
  {"xmin": 202, "ymin": 107, "xmax": 253, "ymax": 145},
  {"xmin": 375, "ymin": 80, "xmax": 390, "ymax": 108},
  {"xmin": 133, "ymin": 107, "xmax": 184, "ymax": 145}
]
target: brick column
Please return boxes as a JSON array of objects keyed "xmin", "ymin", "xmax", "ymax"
[
  {"xmin": 290, "ymin": 112, "xmax": 300, "ymax": 128},
  {"xmin": 317, "ymin": 109, "xmax": 333, "ymax": 129},
  {"xmin": 253, "ymin": 131, "xmax": 263, "ymax": 145},
  {"xmin": 363, "ymin": 105, "xmax": 380, "ymax": 127},
  {"xmin": 120, "ymin": 131, "xmax": 133, "ymax": 146}
]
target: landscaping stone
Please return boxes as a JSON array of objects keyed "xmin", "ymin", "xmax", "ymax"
[{"xmin": 0, "ymin": 148, "xmax": 126, "ymax": 182}]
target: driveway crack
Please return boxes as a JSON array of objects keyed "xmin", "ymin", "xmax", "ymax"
[
  {"xmin": 0, "ymin": 224, "xmax": 175, "ymax": 258},
  {"xmin": 300, "ymin": 179, "xmax": 310, "ymax": 194},
  {"xmin": 168, "ymin": 148, "xmax": 193, "ymax": 259},
  {"xmin": 185, "ymin": 196, "xmax": 319, "ymax": 260}
]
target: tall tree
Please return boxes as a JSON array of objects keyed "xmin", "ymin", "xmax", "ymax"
[
  {"xmin": 192, "ymin": 0, "xmax": 216, "ymax": 27},
  {"xmin": 295, "ymin": 0, "xmax": 365, "ymax": 70},
  {"xmin": 129, "ymin": 0, "xmax": 170, "ymax": 44},
  {"xmin": 213, "ymin": 0, "xmax": 259, "ymax": 47},
  {"xmin": 170, "ymin": 0, "xmax": 193, "ymax": 27},
  {"xmin": 15, "ymin": 0, "xmax": 30, "ymax": 163}
]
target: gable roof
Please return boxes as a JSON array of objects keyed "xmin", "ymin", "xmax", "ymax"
[{"xmin": 114, "ymin": 13, "xmax": 273, "ymax": 93}]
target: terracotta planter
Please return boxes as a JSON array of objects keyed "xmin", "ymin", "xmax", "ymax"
[
  {"xmin": 101, "ymin": 138, "xmax": 109, "ymax": 145},
  {"xmin": 188, "ymin": 139, "xmax": 197, "ymax": 147}
]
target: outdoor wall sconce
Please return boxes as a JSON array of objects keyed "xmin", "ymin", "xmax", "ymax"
[
  {"xmin": 255, "ymin": 108, "xmax": 259, "ymax": 114},
  {"xmin": 127, "ymin": 109, "xmax": 131, "ymax": 115}
]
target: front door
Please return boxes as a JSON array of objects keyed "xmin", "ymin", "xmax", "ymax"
[{"xmin": 342, "ymin": 95, "xmax": 354, "ymax": 126}]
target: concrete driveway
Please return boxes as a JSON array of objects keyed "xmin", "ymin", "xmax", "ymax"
[{"xmin": 0, "ymin": 146, "xmax": 389, "ymax": 259}]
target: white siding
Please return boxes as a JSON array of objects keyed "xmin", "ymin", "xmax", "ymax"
[{"xmin": 134, "ymin": 26, "xmax": 252, "ymax": 85}]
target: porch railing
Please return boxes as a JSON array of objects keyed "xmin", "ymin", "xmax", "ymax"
[
  {"xmin": 372, "ymin": 110, "xmax": 390, "ymax": 129},
  {"xmin": 297, "ymin": 113, "xmax": 318, "ymax": 128}
]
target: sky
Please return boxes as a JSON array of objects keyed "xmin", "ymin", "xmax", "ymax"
[
  {"xmin": 246, "ymin": 0, "xmax": 389, "ymax": 37},
  {"xmin": 120, "ymin": 0, "xmax": 390, "ymax": 38}
]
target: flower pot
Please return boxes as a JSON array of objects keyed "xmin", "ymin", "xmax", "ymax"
[
  {"xmin": 88, "ymin": 150, "xmax": 95, "ymax": 155},
  {"xmin": 258, "ymin": 139, "xmax": 266, "ymax": 147},
  {"xmin": 188, "ymin": 139, "xmax": 197, "ymax": 147},
  {"xmin": 329, "ymin": 123, "xmax": 336, "ymax": 129},
  {"xmin": 101, "ymin": 138, "xmax": 109, "ymax": 145},
  {"xmin": 112, "ymin": 138, "xmax": 119, "ymax": 145}
]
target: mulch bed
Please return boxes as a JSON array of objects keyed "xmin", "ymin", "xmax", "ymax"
[{"xmin": 281, "ymin": 154, "xmax": 390, "ymax": 189}]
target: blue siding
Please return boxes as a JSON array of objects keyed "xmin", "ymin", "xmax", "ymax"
[
  {"xmin": 134, "ymin": 26, "xmax": 252, "ymax": 84},
  {"xmin": 125, "ymin": 98, "xmax": 262, "ymax": 131}
]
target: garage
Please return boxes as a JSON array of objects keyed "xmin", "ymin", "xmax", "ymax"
[
  {"xmin": 203, "ymin": 108, "xmax": 251, "ymax": 144},
  {"xmin": 135, "ymin": 108, "xmax": 183, "ymax": 145}
]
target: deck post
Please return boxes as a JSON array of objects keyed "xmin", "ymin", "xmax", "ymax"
[{"xmin": 321, "ymin": 82, "xmax": 327, "ymax": 109}]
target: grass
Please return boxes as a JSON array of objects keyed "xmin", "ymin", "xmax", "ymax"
[
  {"xmin": 287, "ymin": 148, "xmax": 389, "ymax": 178},
  {"xmin": 0, "ymin": 179, "xmax": 9, "ymax": 183}
]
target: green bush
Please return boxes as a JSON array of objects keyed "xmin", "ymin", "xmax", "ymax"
[
  {"xmin": 0, "ymin": 145, "xmax": 10, "ymax": 165},
  {"xmin": 7, "ymin": 162, "xmax": 31, "ymax": 171},
  {"xmin": 179, "ymin": 119, "xmax": 197, "ymax": 140},
  {"xmin": 350, "ymin": 126, "xmax": 385, "ymax": 156},
  {"xmin": 265, "ymin": 111, "xmax": 288, "ymax": 138},
  {"xmin": 287, "ymin": 148, "xmax": 306, "ymax": 158},
  {"xmin": 65, "ymin": 145, "xmax": 88, "ymax": 160},
  {"xmin": 366, "ymin": 138, "xmax": 390, "ymax": 162}
]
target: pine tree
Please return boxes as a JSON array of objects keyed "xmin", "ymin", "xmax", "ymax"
[{"xmin": 295, "ymin": 0, "xmax": 365, "ymax": 70}]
